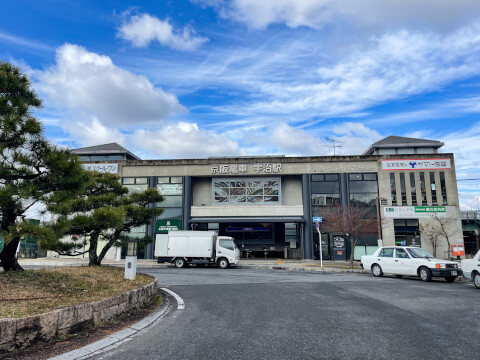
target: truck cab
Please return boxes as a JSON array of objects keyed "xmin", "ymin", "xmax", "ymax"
[{"xmin": 216, "ymin": 236, "xmax": 240, "ymax": 268}]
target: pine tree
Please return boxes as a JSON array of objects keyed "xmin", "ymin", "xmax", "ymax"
[
  {"xmin": 0, "ymin": 61, "xmax": 85, "ymax": 271},
  {"xmin": 45, "ymin": 171, "xmax": 164, "ymax": 266}
]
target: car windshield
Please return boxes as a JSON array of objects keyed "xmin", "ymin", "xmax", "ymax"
[{"xmin": 406, "ymin": 248, "xmax": 434, "ymax": 258}]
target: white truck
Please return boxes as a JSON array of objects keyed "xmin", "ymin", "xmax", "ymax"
[
  {"xmin": 154, "ymin": 231, "xmax": 240, "ymax": 269},
  {"xmin": 461, "ymin": 250, "xmax": 480, "ymax": 289}
]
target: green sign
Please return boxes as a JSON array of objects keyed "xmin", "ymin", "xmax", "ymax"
[
  {"xmin": 155, "ymin": 220, "xmax": 182, "ymax": 233},
  {"xmin": 414, "ymin": 206, "xmax": 446, "ymax": 213}
]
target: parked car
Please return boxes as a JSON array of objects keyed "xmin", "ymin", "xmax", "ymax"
[
  {"xmin": 461, "ymin": 250, "xmax": 480, "ymax": 289},
  {"xmin": 361, "ymin": 246, "xmax": 462, "ymax": 282}
]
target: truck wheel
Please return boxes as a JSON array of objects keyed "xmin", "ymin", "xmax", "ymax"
[
  {"xmin": 419, "ymin": 267, "xmax": 432, "ymax": 282},
  {"xmin": 444, "ymin": 276, "xmax": 456, "ymax": 283},
  {"xmin": 218, "ymin": 258, "xmax": 229, "ymax": 269},
  {"xmin": 473, "ymin": 272, "xmax": 480, "ymax": 289},
  {"xmin": 174, "ymin": 258, "xmax": 186, "ymax": 268},
  {"xmin": 372, "ymin": 264, "xmax": 383, "ymax": 277}
]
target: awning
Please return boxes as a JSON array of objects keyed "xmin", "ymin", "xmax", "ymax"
[{"xmin": 189, "ymin": 217, "xmax": 304, "ymax": 223}]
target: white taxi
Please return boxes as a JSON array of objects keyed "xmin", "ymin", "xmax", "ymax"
[{"xmin": 361, "ymin": 246, "xmax": 462, "ymax": 282}]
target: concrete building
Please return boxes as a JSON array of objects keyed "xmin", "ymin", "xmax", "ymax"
[{"xmin": 72, "ymin": 136, "xmax": 464, "ymax": 261}]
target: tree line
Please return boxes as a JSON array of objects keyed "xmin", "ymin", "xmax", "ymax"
[{"xmin": 0, "ymin": 61, "xmax": 163, "ymax": 272}]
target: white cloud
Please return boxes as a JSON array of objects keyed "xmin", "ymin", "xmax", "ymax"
[
  {"xmin": 61, "ymin": 117, "xmax": 126, "ymax": 147},
  {"xmin": 331, "ymin": 122, "xmax": 382, "ymax": 155},
  {"xmin": 195, "ymin": 0, "xmax": 480, "ymax": 32},
  {"xmin": 118, "ymin": 13, "xmax": 208, "ymax": 51},
  {"xmin": 35, "ymin": 43, "xmax": 186, "ymax": 129},
  {"xmin": 131, "ymin": 122, "xmax": 242, "ymax": 159}
]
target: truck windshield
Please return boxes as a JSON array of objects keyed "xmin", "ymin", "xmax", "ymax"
[
  {"xmin": 406, "ymin": 248, "xmax": 434, "ymax": 259},
  {"xmin": 219, "ymin": 239, "xmax": 234, "ymax": 250}
]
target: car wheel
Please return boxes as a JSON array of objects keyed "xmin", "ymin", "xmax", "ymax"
[
  {"xmin": 372, "ymin": 264, "xmax": 383, "ymax": 277},
  {"xmin": 174, "ymin": 258, "xmax": 186, "ymax": 268},
  {"xmin": 218, "ymin": 258, "xmax": 229, "ymax": 269},
  {"xmin": 445, "ymin": 276, "xmax": 456, "ymax": 283},
  {"xmin": 419, "ymin": 267, "xmax": 432, "ymax": 282},
  {"xmin": 474, "ymin": 272, "xmax": 480, "ymax": 289}
]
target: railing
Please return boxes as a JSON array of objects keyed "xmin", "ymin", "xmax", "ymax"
[{"xmin": 461, "ymin": 211, "xmax": 480, "ymax": 220}]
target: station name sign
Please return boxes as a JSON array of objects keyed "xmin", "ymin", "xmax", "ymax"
[
  {"xmin": 211, "ymin": 163, "xmax": 282, "ymax": 174},
  {"xmin": 382, "ymin": 159, "xmax": 451, "ymax": 171},
  {"xmin": 383, "ymin": 206, "xmax": 447, "ymax": 218},
  {"xmin": 82, "ymin": 163, "xmax": 118, "ymax": 174}
]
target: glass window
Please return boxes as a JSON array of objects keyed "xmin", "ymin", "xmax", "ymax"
[
  {"xmin": 394, "ymin": 219, "xmax": 406, "ymax": 227},
  {"xmin": 406, "ymin": 248, "xmax": 433, "ymax": 258},
  {"xmin": 363, "ymin": 173, "xmax": 377, "ymax": 181},
  {"xmin": 157, "ymin": 177, "xmax": 170, "ymax": 184},
  {"xmin": 79, "ymin": 155, "xmax": 90, "ymax": 161},
  {"xmin": 399, "ymin": 173, "xmax": 406, "ymax": 205},
  {"xmin": 157, "ymin": 183, "xmax": 183, "ymax": 196},
  {"xmin": 349, "ymin": 193, "xmax": 377, "ymax": 206},
  {"xmin": 171, "ymin": 177, "xmax": 183, "ymax": 184},
  {"xmin": 212, "ymin": 178, "xmax": 281, "ymax": 205},
  {"xmin": 419, "ymin": 172, "xmax": 426, "ymax": 204},
  {"xmin": 159, "ymin": 195, "xmax": 183, "ymax": 208},
  {"xmin": 156, "ymin": 208, "xmax": 182, "ymax": 220},
  {"xmin": 122, "ymin": 178, "xmax": 135, "ymax": 185},
  {"xmin": 410, "ymin": 173, "xmax": 417, "ymax": 205},
  {"xmin": 219, "ymin": 239, "xmax": 234, "ymax": 250},
  {"xmin": 440, "ymin": 172, "xmax": 447, "ymax": 205},
  {"xmin": 390, "ymin": 173, "xmax": 397, "ymax": 205},
  {"xmin": 325, "ymin": 174, "xmax": 339, "ymax": 181},
  {"xmin": 312, "ymin": 194, "xmax": 340, "ymax": 206},
  {"xmin": 379, "ymin": 248, "xmax": 394, "ymax": 257},
  {"xmin": 395, "ymin": 249, "xmax": 409, "ymax": 259},
  {"xmin": 349, "ymin": 174, "xmax": 363, "ymax": 181},
  {"xmin": 312, "ymin": 175, "xmax": 325, "ymax": 181},
  {"xmin": 91, "ymin": 155, "xmax": 106, "ymax": 161},
  {"xmin": 430, "ymin": 172, "xmax": 437, "ymax": 205},
  {"xmin": 348, "ymin": 173, "xmax": 378, "ymax": 207},
  {"xmin": 311, "ymin": 182, "xmax": 340, "ymax": 194},
  {"xmin": 136, "ymin": 178, "xmax": 148, "ymax": 184},
  {"xmin": 349, "ymin": 181, "xmax": 378, "ymax": 193},
  {"xmin": 107, "ymin": 155, "xmax": 123, "ymax": 160},
  {"xmin": 124, "ymin": 184, "xmax": 148, "ymax": 194}
]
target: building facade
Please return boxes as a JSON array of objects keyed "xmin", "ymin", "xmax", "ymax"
[{"xmin": 73, "ymin": 136, "xmax": 464, "ymax": 260}]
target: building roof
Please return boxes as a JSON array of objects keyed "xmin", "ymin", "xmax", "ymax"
[
  {"xmin": 363, "ymin": 136, "xmax": 444, "ymax": 155},
  {"xmin": 71, "ymin": 143, "xmax": 140, "ymax": 160}
]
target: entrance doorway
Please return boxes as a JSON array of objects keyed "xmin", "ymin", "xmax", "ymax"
[{"xmin": 394, "ymin": 219, "xmax": 420, "ymax": 247}]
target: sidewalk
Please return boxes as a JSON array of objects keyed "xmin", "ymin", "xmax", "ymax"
[{"xmin": 17, "ymin": 257, "xmax": 368, "ymax": 273}]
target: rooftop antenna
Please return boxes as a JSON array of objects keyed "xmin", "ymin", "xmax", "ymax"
[{"xmin": 325, "ymin": 137, "xmax": 344, "ymax": 156}]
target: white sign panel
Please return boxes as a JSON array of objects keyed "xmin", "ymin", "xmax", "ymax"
[
  {"xmin": 383, "ymin": 206, "xmax": 447, "ymax": 218},
  {"xmin": 211, "ymin": 163, "xmax": 282, "ymax": 174},
  {"xmin": 82, "ymin": 163, "xmax": 118, "ymax": 174},
  {"xmin": 382, "ymin": 159, "xmax": 451, "ymax": 171}
]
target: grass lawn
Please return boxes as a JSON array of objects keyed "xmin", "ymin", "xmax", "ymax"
[{"xmin": 0, "ymin": 266, "xmax": 155, "ymax": 318}]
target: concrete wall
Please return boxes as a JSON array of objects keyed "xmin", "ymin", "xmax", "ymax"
[{"xmin": 0, "ymin": 280, "xmax": 157, "ymax": 353}]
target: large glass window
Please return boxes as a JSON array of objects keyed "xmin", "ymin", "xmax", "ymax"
[
  {"xmin": 156, "ymin": 177, "xmax": 183, "ymax": 208},
  {"xmin": 91, "ymin": 155, "xmax": 106, "ymax": 161},
  {"xmin": 213, "ymin": 178, "xmax": 280, "ymax": 204},
  {"xmin": 122, "ymin": 177, "xmax": 148, "ymax": 193},
  {"xmin": 348, "ymin": 173, "xmax": 378, "ymax": 206},
  {"xmin": 390, "ymin": 173, "xmax": 397, "ymax": 205},
  {"xmin": 410, "ymin": 173, "xmax": 417, "ymax": 205},
  {"xmin": 399, "ymin": 173, "xmax": 407, "ymax": 205},
  {"xmin": 430, "ymin": 172, "xmax": 437, "ymax": 205},
  {"xmin": 311, "ymin": 174, "xmax": 340, "ymax": 214},
  {"xmin": 440, "ymin": 172, "xmax": 448, "ymax": 205}
]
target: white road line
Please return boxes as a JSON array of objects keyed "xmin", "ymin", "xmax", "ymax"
[{"xmin": 161, "ymin": 287, "xmax": 185, "ymax": 310}]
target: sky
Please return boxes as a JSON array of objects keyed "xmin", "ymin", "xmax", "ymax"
[{"xmin": 1, "ymin": 0, "xmax": 480, "ymax": 210}]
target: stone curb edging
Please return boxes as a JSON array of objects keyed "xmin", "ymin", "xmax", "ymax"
[
  {"xmin": 0, "ymin": 280, "xmax": 158, "ymax": 354},
  {"xmin": 49, "ymin": 287, "xmax": 180, "ymax": 360}
]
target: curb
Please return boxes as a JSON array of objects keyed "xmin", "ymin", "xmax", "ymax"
[{"xmin": 49, "ymin": 288, "xmax": 182, "ymax": 360}]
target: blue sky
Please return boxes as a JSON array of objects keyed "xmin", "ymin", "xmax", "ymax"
[{"xmin": 1, "ymin": 0, "xmax": 480, "ymax": 209}]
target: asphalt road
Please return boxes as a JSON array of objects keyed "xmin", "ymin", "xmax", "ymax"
[{"xmin": 89, "ymin": 268, "xmax": 480, "ymax": 360}]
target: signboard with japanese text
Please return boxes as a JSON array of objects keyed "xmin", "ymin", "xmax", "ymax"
[
  {"xmin": 383, "ymin": 206, "xmax": 447, "ymax": 218},
  {"xmin": 155, "ymin": 220, "xmax": 182, "ymax": 233},
  {"xmin": 211, "ymin": 163, "xmax": 282, "ymax": 175},
  {"xmin": 382, "ymin": 159, "xmax": 451, "ymax": 171},
  {"xmin": 157, "ymin": 184, "xmax": 183, "ymax": 195},
  {"xmin": 82, "ymin": 163, "xmax": 118, "ymax": 174}
]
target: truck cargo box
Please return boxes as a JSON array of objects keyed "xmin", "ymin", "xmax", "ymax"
[{"xmin": 154, "ymin": 231, "xmax": 217, "ymax": 258}]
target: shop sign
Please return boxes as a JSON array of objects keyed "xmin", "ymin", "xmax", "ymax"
[
  {"xmin": 211, "ymin": 163, "xmax": 282, "ymax": 174},
  {"xmin": 155, "ymin": 220, "xmax": 182, "ymax": 233},
  {"xmin": 382, "ymin": 159, "xmax": 451, "ymax": 171},
  {"xmin": 82, "ymin": 163, "xmax": 118, "ymax": 174},
  {"xmin": 383, "ymin": 206, "xmax": 447, "ymax": 218}
]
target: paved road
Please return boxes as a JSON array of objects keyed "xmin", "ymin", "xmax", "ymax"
[{"xmin": 90, "ymin": 268, "xmax": 479, "ymax": 360}]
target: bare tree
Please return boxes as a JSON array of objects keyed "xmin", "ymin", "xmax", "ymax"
[
  {"xmin": 420, "ymin": 213, "xmax": 460, "ymax": 259},
  {"xmin": 321, "ymin": 204, "xmax": 378, "ymax": 268}
]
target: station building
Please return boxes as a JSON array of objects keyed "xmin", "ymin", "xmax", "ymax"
[{"xmin": 72, "ymin": 136, "xmax": 464, "ymax": 261}]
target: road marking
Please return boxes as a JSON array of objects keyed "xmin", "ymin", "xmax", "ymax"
[{"xmin": 161, "ymin": 287, "xmax": 185, "ymax": 310}]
